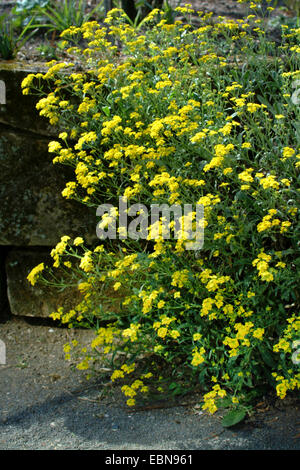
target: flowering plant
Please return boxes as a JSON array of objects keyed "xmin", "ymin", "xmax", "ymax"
[{"xmin": 24, "ymin": 3, "xmax": 300, "ymax": 421}]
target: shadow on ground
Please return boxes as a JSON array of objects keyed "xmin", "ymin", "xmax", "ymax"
[{"xmin": 0, "ymin": 316, "xmax": 299, "ymax": 450}]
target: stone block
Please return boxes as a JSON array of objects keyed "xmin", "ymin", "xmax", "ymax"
[
  {"xmin": 0, "ymin": 62, "xmax": 55, "ymax": 136},
  {"xmin": 0, "ymin": 127, "xmax": 97, "ymax": 245},
  {"xmin": 6, "ymin": 249, "xmax": 80, "ymax": 318},
  {"xmin": 0, "ymin": 248, "xmax": 9, "ymax": 319}
]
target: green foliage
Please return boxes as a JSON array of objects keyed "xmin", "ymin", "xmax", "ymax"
[
  {"xmin": 23, "ymin": 4, "xmax": 300, "ymax": 417},
  {"xmin": 116, "ymin": 0, "xmax": 180, "ymax": 27},
  {"xmin": 282, "ymin": 0, "xmax": 300, "ymax": 16},
  {"xmin": 0, "ymin": 13, "xmax": 38, "ymax": 59},
  {"xmin": 32, "ymin": 0, "xmax": 105, "ymax": 32},
  {"xmin": 222, "ymin": 408, "xmax": 247, "ymax": 427},
  {"xmin": 0, "ymin": 15, "xmax": 14, "ymax": 59},
  {"xmin": 36, "ymin": 42, "xmax": 58, "ymax": 59}
]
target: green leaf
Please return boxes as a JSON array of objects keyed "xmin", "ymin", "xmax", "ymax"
[
  {"xmin": 102, "ymin": 106, "xmax": 110, "ymax": 117},
  {"xmin": 258, "ymin": 344, "xmax": 277, "ymax": 368},
  {"xmin": 168, "ymin": 382, "xmax": 177, "ymax": 390},
  {"xmin": 217, "ymin": 397, "xmax": 233, "ymax": 409},
  {"xmin": 222, "ymin": 409, "xmax": 246, "ymax": 428}
]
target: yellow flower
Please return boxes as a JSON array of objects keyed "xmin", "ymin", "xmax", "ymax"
[
  {"xmin": 241, "ymin": 142, "xmax": 251, "ymax": 148},
  {"xmin": 76, "ymin": 360, "xmax": 90, "ymax": 370},
  {"xmin": 74, "ymin": 237, "xmax": 84, "ymax": 246},
  {"xmin": 157, "ymin": 327, "xmax": 168, "ymax": 338},
  {"xmin": 169, "ymin": 330, "xmax": 180, "ymax": 339},
  {"xmin": 193, "ymin": 333, "xmax": 202, "ymax": 341},
  {"xmin": 122, "ymin": 324, "xmax": 140, "ymax": 342},
  {"xmin": 48, "ymin": 141, "xmax": 62, "ymax": 153},
  {"xmin": 49, "ymin": 311, "xmax": 61, "ymax": 320},
  {"xmin": 191, "ymin": 347, "xmax": 206, "ymax": 366},
  {"xmin": 238, "ymin": 168, "xmax": 254, "ymax": 183},
  {"xmin": 259, "ymin": 175, "xmax": 279, "ymax": 190},
  {"xmin": 252, "ymin": 328, "xmax": 264, "ymax": 340},
  {"xmin": 27, "ymin": 263, "xmax": 44, "ymax": 286},
  {"xmin": 280, "ymin": 221, "xmax": 291, "ymax": 233},
  {"xmin": 142, "ymin": 372, "xmax": 153, "ymax": 379},
  {"xmin": 171, "ymin": 269, "xmax": 189, "ymax": 288},
  {"xmin": 282, "ymin": 147, "xmax": 295, "ymax": 159},
  {"xmin": 273, "ymin": 338, "xmax": 291, "ymax": 353},
  {"xmin": 247, "ymin": 103, "xmax": 261, "ymax": 113},
  {"xmin": 21, "ymin": 74, "xmax": 35, "ymax": 89},
  {"xmin": 79, "ymin": 251, "xmax": 93, "ymax": 272},
  {"xmin": 127, "ymin": 398, "xmax": 136, "ymax": 406},
  {"xmin": 111, "ymin": 370, "xmax": 125, "ymax": 381}
]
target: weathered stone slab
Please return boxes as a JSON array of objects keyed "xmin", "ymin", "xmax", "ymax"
[
  {"xmin": 0, "ymin": 248, "xmax": 9, "ymax": 318},
  {"xmin": 0, "ymin": 127, "xmax": 97, "ymax": 245},
  {"xmin": 0, "ymin": 61, "xmax": 56, "ymax": 136},
  {"xmin": 6, "ymin": 249, "xmax": 123, "ymax": 319},
  {"xmin": 6, "ymin": 249, "xmax": 80, "ymax": 318}
]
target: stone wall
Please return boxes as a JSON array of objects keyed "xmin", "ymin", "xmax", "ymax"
[{"xmin": 0, "ymin": 62, "xmax": 96, "ymax": 318}]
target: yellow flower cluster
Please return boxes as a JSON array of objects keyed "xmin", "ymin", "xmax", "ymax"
[
  {"xmin": 252, "ymin": 252, "xmax": 274, "ymax": 282},
  {"xmin": 202, "ymin": 385, "xmax": 227, "ymax": 414},
  {"xmin": 27, "ymin": 263, "xmax": 44, "ymax": 286},
  {"xmin": 24, "ymin": 6, "xmax": 300, "ymax": 414},
  {"xmin": 50, "ymin": 236, "xmax": 70, "ymax": 268}
]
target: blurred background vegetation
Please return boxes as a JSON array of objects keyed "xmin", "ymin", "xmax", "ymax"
[{"xmin": 0, "ymin": 0, "xmax": 299, "ymax": 60}]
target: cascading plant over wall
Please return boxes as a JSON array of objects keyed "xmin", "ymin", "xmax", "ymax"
[{"xmin": 24, "ymin": 3, "xmax": 300, "ymax": 424}]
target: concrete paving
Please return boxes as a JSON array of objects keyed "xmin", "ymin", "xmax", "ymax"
[{"xmin": 0, "ymin": 316, "xmax": 299, "ymax": 450}]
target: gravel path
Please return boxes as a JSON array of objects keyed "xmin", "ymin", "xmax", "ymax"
[{"xmin": 0, "ymin": 316, "xmax": 300, "ymax": 450}]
